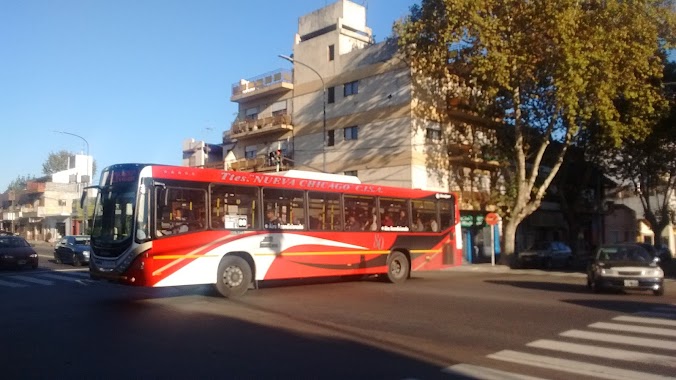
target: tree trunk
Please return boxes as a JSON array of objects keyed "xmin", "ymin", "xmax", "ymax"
[{"xmin": 500, "ymin": 218, "xmax": 519, "ymax": 265}]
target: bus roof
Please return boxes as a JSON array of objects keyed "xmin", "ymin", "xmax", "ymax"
[{"xmin": 267, "ymin": 170, "xmax": 361, "ymax": 184}]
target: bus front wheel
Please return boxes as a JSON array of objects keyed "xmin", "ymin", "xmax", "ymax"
[
  {"xmin": 385, "ymin": 251, "xmax": 410, "ymax": 284},
  {"xmin": 215, "ymin": 255, "xmax": 252, "ymax": 298}
]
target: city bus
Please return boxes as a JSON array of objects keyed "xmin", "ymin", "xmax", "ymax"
[{"xmin": 87, "ymin": 163, "xmax": 462, "ymax": 298}]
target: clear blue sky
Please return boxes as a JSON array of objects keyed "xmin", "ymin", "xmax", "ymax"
[{"xmin": 0, "ymin": 0, "xmax": 417, "ymax": 190}]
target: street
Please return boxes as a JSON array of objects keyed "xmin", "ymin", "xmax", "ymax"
[{"xmin": 0, "ymin": 243, "xmax": 674, "ymax": 379}]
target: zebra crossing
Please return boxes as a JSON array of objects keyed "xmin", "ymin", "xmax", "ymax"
[
  {"xmin": 0, "ymin": 270, "xmax": 95, "ymax": 288},
  {"xmin": 444, "ymin": 304, "xmax": 676, "ymax": 379}
]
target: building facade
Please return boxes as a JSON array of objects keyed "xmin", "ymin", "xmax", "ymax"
[
  {"xmin": 183, "ymin": 0, "xmax": 606, "ymax": 261},
  {"xmin": 0, "ymin": 154, "xmax": 93, "ymax": 241}
]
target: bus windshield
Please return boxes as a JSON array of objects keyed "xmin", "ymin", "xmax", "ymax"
[{"xmin": 91, "ymin": 185, "xmax": 137, "ymax": 249}]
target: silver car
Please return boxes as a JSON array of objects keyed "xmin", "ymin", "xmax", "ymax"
[{"xmin": 587, "ymin": 243, "xmax": 664, "ymax": 296}]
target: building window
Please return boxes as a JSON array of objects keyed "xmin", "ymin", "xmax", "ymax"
[
  {"xmin": 244, "ymin": 146, "xmax": 257, "ymax": 159},
  {"xmin": 344, "ymin": 126, "xmax": 359, "ymax": 141},
  {"xmin": 327, "ymin": 130, "xmax": 335, "ymax": 146},
  {"xmin": 328, "ymin": 44, "xmax": 335, "ymax": 61},
  {"xmin": 344, "ymin": 81, "xmax": 358, "ymax": 97},
  {"xmin": 327, "ymin": 86, "xmax": 335, "ymax": 104},
  {"xmin": 426, "ymin": 128, "xmax": 441, "ymax": 141},
  {"xmin": 245, "ymin": 107, "xmax": 258, "ymax": 120},
  {"xmin": 344, "ymin": 170, "xmax": 358, "ymax": 177}
]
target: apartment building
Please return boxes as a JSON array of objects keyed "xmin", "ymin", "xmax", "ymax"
[{"xmin": 184, "ymin": 0, "xmax": 606, "ymax": 260}]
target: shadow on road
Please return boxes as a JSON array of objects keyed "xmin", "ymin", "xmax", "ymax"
[{"xmin": 485, "ymin": 279, "xmax": 590, "ymax": 294}]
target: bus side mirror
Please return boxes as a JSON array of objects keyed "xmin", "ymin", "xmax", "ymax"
[
  {"xmin": 154, "ymin": 181, "xmax": 167, "ymax": 206},
  {"xmin": 80, "ymin": 185, "xmax": 99, "ymax": 208}
]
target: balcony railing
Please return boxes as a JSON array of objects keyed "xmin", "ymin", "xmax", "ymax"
[
  {"xmin": 228, "ymin": 153, "xmax": 294, "ymax": 172},
  {"xmin": 230, "ymin": 113, "xmax": 293, "ymax": 139},
  {"xmin": 231, "ymin": 68, "xmax": 293, "ymax": 98}
]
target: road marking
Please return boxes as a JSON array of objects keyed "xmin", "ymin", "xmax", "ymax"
[
  {"xmin": 589, "ymin": 322, "xmax": 676, "ymax": 338},
  {"xmin": 488, "ymin": 350, "xmax": 673, "ymax": 380},
  {"xmin": 635, "ymin": 312, "xmax": 676, "ymax": 319},
  {"xmin": 527, "ymin": 339, "xmax": 676, "ymax": 368},
  {"xmin": 38, "ymin": 273, "xmax": 86, "ymax": 282},
  {"xmin": 7, "ymin": 275, "xmax": 54, "ymax": 286},
  {"xmin": 442, "ymin": 363, "xmax": 546, "ymax": 379},
  {"xmin": 614, "ymin": 315, "xmax": 676, "ymax": 327},
  {"xmin": 0, "ymin": 279, "xmax": 27, "ymax": 288},
  {"xmin": 560, "ymin": 329, "xmax": 676, "ymax": 350}
]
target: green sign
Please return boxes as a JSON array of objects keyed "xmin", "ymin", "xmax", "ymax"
[{"xmin": 460, "ymin": 213, "xmax": 486, "ymax": 228}]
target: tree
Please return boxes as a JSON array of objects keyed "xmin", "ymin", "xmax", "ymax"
[
  {"xmin": 396, "ymin": 0, "xmax": 675, "ymax": 257},
  {"xmin": 6, "ymin": 174, "xmax": 34, "ymax": 192},
  {"xmin": 42, "ymin": 150, "xmax": 73, "ymax": 175},
  {"xmin": 601, "ymin": 62, "xmax": 676, "ymax": 242},
  {"xmin": 41, "ymin": 150, "xmax": 97, "ymax": 180}
]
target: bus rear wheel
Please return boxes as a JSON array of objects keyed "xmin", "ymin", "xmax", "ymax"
[
  {"xmin": 385, "ymin": 251, "xmax": 410, "ymax": 284},
  {"xmin": 215, "ymin": 256, "xmax": 252, "ymax": 298}
]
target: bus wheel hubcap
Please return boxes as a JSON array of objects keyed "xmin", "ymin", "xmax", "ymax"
[
  {"xmin": 224, "ymin": 266, "xmax": 243, "ymax": 287},
  {"xmin": 390, "ymin": 260, "xmax": 401, "ymax": 276}
]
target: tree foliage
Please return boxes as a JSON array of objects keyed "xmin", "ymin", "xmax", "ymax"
[
  {"xmin": 601, "ymin": 62, "xmax": 676, "ymax": 238},
  {"xmin": 6, "ymin": 174, "xmax": 35, "ymax": 192},
  {"xmin": 42, "ymin": 150, "xmax": 74, "ymax": 175},
  {"xmin": 396, "ymin": 0, "xmax": 675, "ymax": 255}
]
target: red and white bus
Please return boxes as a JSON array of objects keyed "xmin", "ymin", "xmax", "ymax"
[{"xmin": 87, "ymin": 163, "xmax": 463, "ymax": 297}]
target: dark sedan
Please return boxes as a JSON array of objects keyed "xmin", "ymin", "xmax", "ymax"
[
  {"xmin": 54, "ymin": 235, "xmax": 91, "ymax": 266},
  {"xmin": 0, "ymin": 235, "xmax": 38, "ymax": 269},
  {"xmin": 587, "ymin": 243, "xmax": 664, "ymax": 296}
]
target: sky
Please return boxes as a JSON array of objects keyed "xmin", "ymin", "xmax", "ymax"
[{"xmin": 0, "ymin": 0, "xmax": 417, "ymax": 190}]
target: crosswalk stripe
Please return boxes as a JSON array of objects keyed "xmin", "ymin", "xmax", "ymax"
[
  {"xmin": 442, "ymin": 363, "xmax": 547, "ymax": 380},
  {"xmin": 7, "ymin": 275, "xmax": 54, "ymax": 286},
  {"xmin": 614, "ymin": 315, "xmax": 676, "ymax": 327},
  {"xmin": 39, "ymin": 273, "xmax": 86, "ymax": 282},
  {"xmin": 527, "ymin": 339, "xmax": 676, "ymax": 368},
  {"xmin": 560, "ymin": 329, "xmax": 676, "ymax": 350},
  {"xmin": 590, "ymin": 322, "xmax": 676, "ymax": 338},
  {"xmin": 488, "ymin": 350, "xmax": 673, "ymax": 380},
  {"xmin": 0, "ymin": 279, "xmax": 27, "ymax": 288},
  {"xmin": 635, "ymin": 312, "xmax": 676, "ymax": 319}
]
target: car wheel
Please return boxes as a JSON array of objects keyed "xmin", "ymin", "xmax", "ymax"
[
  {"xmin": 653, "ymin": 287, "xmax": 664, "ymax": 296},
  {"xmin": 72, "ymin": 254, "xmax": 82, "ymax": 267},
  {"xmin": 586, "ymin": 276, "xmax": 592, "ymax": 289},
  {"xmin": 385, "ymin": 251, "xmax": 410, "ymax": 284},
  {"xmin": 214, "ymin": 255, "xmax": 252, "ymax": 298},
  {"xmin": 54, "ymin": 253, "xmax": 61, "ymax": 264}
]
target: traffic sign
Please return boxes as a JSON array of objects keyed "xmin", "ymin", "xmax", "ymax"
[{"xmin": 485, "ymin": 212, "xmax": 500, "ymax": 225}]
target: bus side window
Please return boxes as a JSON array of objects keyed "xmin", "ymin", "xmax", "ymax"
[
  {"xmin": 308, "ymin": 191, "xmax": 341, "ymax": 231},
  {"xmin": 209, "ymin": 184, "xmax": 258, "ymax": 230}
]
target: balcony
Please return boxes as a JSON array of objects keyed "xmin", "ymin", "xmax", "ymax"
[
  {"xmin": 230, "ymin": 113, "xmax": 293, "ymax": 140},
  {"xmin": 227, "ymin": 154, "xmax": 294, "ymax": 173},
  {"xmin": 231, "ymin": 68, "xmax": 293, "ymax": 102}
]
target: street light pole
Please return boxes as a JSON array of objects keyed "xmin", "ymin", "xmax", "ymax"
[
  {"xmin": 54, "ymin": 130, "xmax": 90, "ymax": 234},
  {"xmin": 278, "ymin": 54, "xmax": 327, "ymax": 173}
]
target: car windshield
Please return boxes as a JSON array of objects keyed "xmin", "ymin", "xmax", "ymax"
[
  {"xmin": 0, "ymin": 237, "xmax": 28, "ymax": 248},
  {"xmin": 74, "ymin": 237, "xmax": 90, "ymax": 245},
  {"xmin": 598, "ymin": 245, "xmax": 652, "ymax": 262}
]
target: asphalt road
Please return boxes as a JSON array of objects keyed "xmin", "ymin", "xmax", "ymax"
[{"xmin": 0, "ymin": 243, "xmax": 674, "ymax": 379}]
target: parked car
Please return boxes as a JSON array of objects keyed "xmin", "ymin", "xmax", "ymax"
[
  {"xmin": 586, "ymin": 243, "xmax": 664, "ymax": 296},
  {"xmin": 54, "ymin": 235, "xmax": 91, "ymax": 266},
  {"xmin": 515, "ymin": 241, "xmax": 573, "ymax": 269},
  {"xmin": 0, "ymin": 235, "xmax": 38, "ymax": 269}
]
